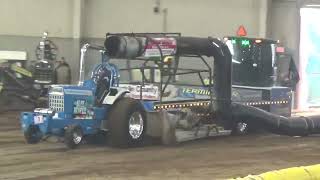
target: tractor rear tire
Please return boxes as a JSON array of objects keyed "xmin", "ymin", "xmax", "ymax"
[
  {"xmin": 64, "ymin": 125, "xmax": 83, "ymax": 149},
  {"xmin": 108, "ymin": 98, "xmax": 146, "ymax": 148},
  {"xmin": 24, "ymin": 125, "xmax": 41, "ymax": 144}
]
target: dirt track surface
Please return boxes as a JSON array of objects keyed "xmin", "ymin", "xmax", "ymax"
[{"xmin": 1, "ymin": 112, "xmax": 320, "ymax": 180}]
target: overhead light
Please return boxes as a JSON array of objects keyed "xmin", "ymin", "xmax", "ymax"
[
  {"xmin": 305, "ymin": 4, "xmax": 320, "ymax": 7},
  {"xmin": 255, "ymin": 39, "xmax": 262, "ymax": 43}
]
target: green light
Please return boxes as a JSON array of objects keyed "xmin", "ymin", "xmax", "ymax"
[
  {"xmin": 241, "ymin": 40, "xmax": 250, "ymax": 46},
  {"xmin": 231, "ymin": 39, "xmax": 236, "ymax": 44}
]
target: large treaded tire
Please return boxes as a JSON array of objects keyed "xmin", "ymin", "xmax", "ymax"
[{"xmin": 108, "ymin": 98, "xmax": 146, "ymax": 148}]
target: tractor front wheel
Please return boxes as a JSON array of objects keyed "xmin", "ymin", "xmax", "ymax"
[
  {"xmin": 24, "ymin": 125, "xmax": 42, "ymax": 144},
  {"xmin": 64, "ymin": 125, "xmax": 83, "ymax": 149}
]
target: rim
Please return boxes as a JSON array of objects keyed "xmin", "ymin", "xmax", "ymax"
[
  {"xmin": 73, "ymin": 131, "xmax": 82, "ymax": 144},
  {"xmin": 237, "ymin": 122, "xmax": 248, "ymax": 133},
  {"xmin": 129, "ymin": 112, "xmax": 144, "ymax": 139}
]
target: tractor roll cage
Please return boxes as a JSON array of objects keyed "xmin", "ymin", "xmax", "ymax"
[
  {"xmin": 78, "ymin": 44, "xmax": 106, "ymax": 85},
  {"xmin": 106, "ymin": 32, "xmax": 214, "ymax": 104}
]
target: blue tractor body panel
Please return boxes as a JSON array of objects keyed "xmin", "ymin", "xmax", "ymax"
[
  {"xmin": 21, "ymin": 107, "xmax": 107, "ymax": 137},
  {"xmin": 20, "ymin": 77, "xmax": 111, "ymax": 137}
]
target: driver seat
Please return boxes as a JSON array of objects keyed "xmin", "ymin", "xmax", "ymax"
[{"xmin": 92, "ymin": 66, "xmax": 112, "ymax": 104}]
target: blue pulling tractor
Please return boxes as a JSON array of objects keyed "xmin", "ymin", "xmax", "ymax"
[{"xmin": 21, "ymin": 33, "xmax": 296, "ymax": 149}]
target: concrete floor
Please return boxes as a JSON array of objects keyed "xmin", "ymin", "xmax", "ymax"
[{"xmin": 1, "ymin": 112, "xmax": 320, "ymax": 180}]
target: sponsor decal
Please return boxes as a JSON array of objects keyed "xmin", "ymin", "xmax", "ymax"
[
  {"xmin": 181, "ymin": 88, "xmax": 211, "ymax": 96},
  {"xmin": 162, "ymin": 86, "xmax": 211, "ymax": 100},
  {"xmin": 120, "ymin": 84, "xmax": 159, "ymax": 100},
  {"xmin": 73, "ymin": 99, "xmax": 94, "ymax": 119},
  {"xmin": 34, "ymin": 115, "xmax": 44, "ymax": 124},
  {"xmin": 143, "ymin": 38, "xmax": 177, "ymax": 57}
]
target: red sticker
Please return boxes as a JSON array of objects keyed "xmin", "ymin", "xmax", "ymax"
[{"xmin": 144, "ymin": 38, "xmax": 177, "ymax": 57}]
